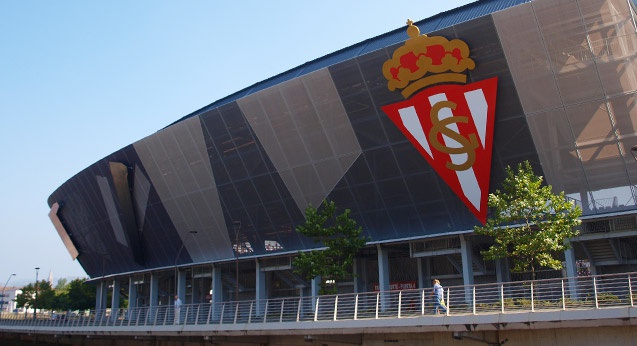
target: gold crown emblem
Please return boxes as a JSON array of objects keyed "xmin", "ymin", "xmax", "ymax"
[{"xmin": 383, "ymin": 20, "xmax": 476, "ymax": 98}]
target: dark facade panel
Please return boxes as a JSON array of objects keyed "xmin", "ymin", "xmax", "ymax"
[{"xmin": 48, "ymin": 0, "xmax": 637, "ymax": 278}]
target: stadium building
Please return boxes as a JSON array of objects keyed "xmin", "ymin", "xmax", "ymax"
[{"xmin": 48, "ymin": 0, "xmax": 637, "ymax": 310}]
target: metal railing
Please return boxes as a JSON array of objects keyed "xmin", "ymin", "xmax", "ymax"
[{"xmin": 1, "ymin": 272, "xmax": 635, "ymax": 329}]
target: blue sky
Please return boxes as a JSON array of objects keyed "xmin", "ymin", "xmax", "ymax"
[{"xmin": 0, "ymin": 1, "xmax": 474, "ymax": 287}]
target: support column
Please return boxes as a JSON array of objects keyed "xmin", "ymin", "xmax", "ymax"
[
  {"xmin": 353, "ymin": 258, "xmax": 366, "ymax": 293},
  {"xmin": 95, "ymin": 280, "xmax": 108, "ymax": 311},
  {"xmin": 211, "ymin": 266, "xmax": 222, "ymax": 304},
  {"xmin": 417, "ymin": 258, "xmax": 424, "ymax": 289},
  {"xmin": 495, "ymin": 258, "xmax": 510, "ymax": 283},
  {"xmin": 377, "ymin": 244, "xmax": 390, "ymax": 311},
  {"xmin": 460, "ymin": 235, "xmax": 474, "ymax": 303},
  {"xmin": 177, "ymin": 270, "xmax": 187, "ymax": 303},
  {"xmin": 211, "ymin": 265, "xmax": 222, "ymax": 321},
  {"xmin": 417, "ymin": 257, "xmax": 434, "ymax": 288},
  {"xmin": 148, "ymin": 273, "xmax": 159, "ymax": 322},
  {"xmin": 311, "ymin": 275, "xmax": 321, "ymax": 316},
  {"xmin": 564, "ymin": 242, "xmax": 578, "ymax": 299},
  {"xmin": 111, "ymin": 279, "xmax": 120, "ymax": 320},
  {"xmin": 255, "ymin": 259, "xmax": 267, "ymax": 315},
  {"xmin": 127, "ymin": 277, "xmax": 137, "ymax": 319}
]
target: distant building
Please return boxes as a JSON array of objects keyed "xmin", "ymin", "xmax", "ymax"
[
  {"xmin": 48, "ymin": 0, "xmax": 637, "ymax": 311},
  {"xmin": 1, "ymin": 287, "xmax": 20, "ymax": 312}
]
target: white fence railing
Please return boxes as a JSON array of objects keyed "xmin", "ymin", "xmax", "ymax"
[{"xmin": 1, "ymin": 272, "xmax": 635, "ymax": 329}]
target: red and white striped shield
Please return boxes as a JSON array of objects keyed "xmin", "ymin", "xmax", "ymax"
[{"xmin": 382, "ymin": 77, "xmax": 498, "ymax": 224}]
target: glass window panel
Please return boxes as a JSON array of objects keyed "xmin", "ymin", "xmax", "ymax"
[
  {"xmin": 393, "ymin": 142, "xmax": 430, "ymax": 176},
  {"xmin": 291, "ymin": 164, "xmax": 323, "ymax": 208},
  {"xmin": 358, "ymin": 50, "xmax": 400, "ymax": 109},
  {"xmin": 223, "ymin": 154, "xmax": 248, "ymax": 181},
  {"xmin": 242, "ymin": 148, "xmax": 268, "ymax": 178},
  {"xmin": 350, "ymin": 183, "xmax": 384, "ymax": 212},
  {"xmin": 314, "ymin": 159, "xmax": 343, "ymax": 196},
  {"xmin": 280, "ymin": 78, "xmax": 333, "ymax": 162},
  {"xmin": 416, "ymin": 201, "xmax": 454, "ymax": 235},
  {"xmin": 534, "ymin": 0, "xmax": 605, "ymax": 105},
  {"xmin": 596, "ymin": 55, "xmax": 637, "ymax": 96},
  {"xmin": 492, "ymin": 116, "xmax": 537, "ymax": 160},
  {"xmin": 578, "ymin": 142, "xmax": 621, "ymax": 162},
  {"xmin": 405, "ymin": 172, "xmax": 445, "ymax": 203},
  {"xmin": 494, "ymin": 3, "xmax": 562, "ymax": 113},
  {"xmin": 344, "ymin": 156, "xmax": 374, "ymax": 185},
  {"xmin": 352, "ymin": 116, "xmax": 389, "ymax": 150},
  {"xmin": 579, "ymin": 0, "xmax": 632, "ymax": 30},
  {"xmin": 565, "ymin": 100, "xmax": 614, "ymax": 146},
  {"xmin": 235, "ymin": 179, "xmax": 260, "ymax": 208},
  {"xmin": 217, "ymin": 183, "xmax": 242, "ymax": 210},
  {"xmin": 305, "ymin": 69, "xmax": 361, "ymax": 157},
  {"xmin": 578, "ymin": 143, "xmax": 626, "ymax": 193},
  {"xmin": 361, "ymin": 210, "xmax": 396, "ymax": 240},
  {"xmin": 238, "ymin": 93, "xmax": 289, "ymax": 172},
  {"xmin": 365, "ymin": 146, "xmax": 401, "ymax": 181},
  {"xmin": 618, "ymin": 138, "xmax": 637, "ymax": 188},
  {"xmin": 376, "ymin": 178, "xmax": 411, "ymax": 208},
  {"xmin": 526, "ymin": 109, "xmax": 585, "ymax": 194},
  {"xmin": 554, "ymin": 65, "xmax": 604, "ymax": 106},
  {"xmin": 588, "ymin": 185, "xmax": 636, "ymax": 212},
  {"xmin": 252, "ymin": 175, "xmax": 279, "ymax": 204},
  {"xmin": 387, "ymin": 206, "xmax": 423, "ymax": 238}
]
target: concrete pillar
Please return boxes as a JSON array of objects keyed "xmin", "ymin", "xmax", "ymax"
[
  {"xmin": 377, "ymin": 244, "xmax": 390, "ymax": 311},
  {"xmin": 255, "ymin": 260, "xmax": 267, "ymax": 315},
  {"xmin": 111, "ymin": 279, "xmax": 120, "ymax": 319},
  {"xmin": 495, "ymin": 258, "xmax": 510, "ymax": 283},
  {"xmin": 211, "ymin": 266, "xmax": 222, "ymax": 304},
  {"xmin": 460, "ymin": 235, "xmax": 474, "ymax": 303},
  {"xmin": 95, "ymin": 280, "xmax": 108, "ymax": 311},
  {"xmin": 149, "ymin": 274, "xmax": 159, "ymax": 307},
  {"xmin": 353, "ymin": 258, "xmax": 366, "ymax": 293},
  {"xmin": 311, "ymin": 276, "xmax": 321, "ymax": 316},
  {"xmin": 564, "ymin": 243, "xmax": 578, "ymax": 299},
  {"xmin": 210, "ymin": 265, "xmax": 222, "ymax": 321},
  {"xmin": 177, "ymin": 270, "xmax": 187, "ymax": 303},
  {"xmin": 127, "ymin": 277, "xmax": 137, "ymax": 320},
  {"xmin": 255, "ymin": 260, "xmax": 267, "ymax": 301},
  {"xmin": 128, "ymin": 277, "xmax": 137, "ymax": 309},
  {"xmin": 417, "ymin": 258, "xmax": 424, "ymax": 289},
  {"xmin": 148, "ymin": 273, "xmax": 159, "ymax": 322},
  {"xmin": 311, "ymin": 276, "xmax": 321, "ymax": 297}
]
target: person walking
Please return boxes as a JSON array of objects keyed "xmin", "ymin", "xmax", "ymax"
[
  {"xmin": 432, "ymin": 279, "xmax": 447, "ymax": 315},
  {"xmin": 173, "ymin": 295, "xmax": 182, "ymax": 324}
]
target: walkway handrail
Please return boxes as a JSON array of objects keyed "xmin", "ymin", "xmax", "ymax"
[{"xmin": 1, "ymin": 271, "xmax": 635, "ymax": 329}]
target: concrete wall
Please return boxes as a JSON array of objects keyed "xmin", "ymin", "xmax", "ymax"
[{"xmin": 3, "ymin": 326, "xmax": 637, "ymax": 346}]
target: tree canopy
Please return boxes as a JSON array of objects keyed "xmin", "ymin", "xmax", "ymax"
[
  {"xmin": 15, "ymin": 278, "xmax": 95, "ymax": 311},
  {"xmin": 15, "ymin": 280, "xmax": 55, "ymax": 310},
  {"xmin": 293, "ymin": 200, "xmax": 368, "ymax": 294},
  {"xmin": 474, "ymin": 161, "xmax": 582, "ymax": 279}
]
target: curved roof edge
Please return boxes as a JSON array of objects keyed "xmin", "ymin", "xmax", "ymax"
[{"xmin": 164, "ymin": 0, "xmax": 531, "ymax": 129}]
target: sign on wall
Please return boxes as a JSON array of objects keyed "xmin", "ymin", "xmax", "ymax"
[{"xmin": 381, "ymin": 20, "xmax": 498, "ymax": 224}]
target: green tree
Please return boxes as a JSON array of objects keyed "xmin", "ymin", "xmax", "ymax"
[
  {"xmin": 293, "ymin": 200, "xmax": 368, "ymax": 295},
  {"xmin": 474, "ymin": 161, "xmax": 582, "ymax": 279},
  {"xmin": 64, "ymin": 278, "xmax": 96, "ymax": 311},
  {"xmin": 55, "ymin": 278, "xmax": 69, "ymax": 291},
  {"xmin": 15, "ymin": 280, "xmax": 55, "ymax": 310}
]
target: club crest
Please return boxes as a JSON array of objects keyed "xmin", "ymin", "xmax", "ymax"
[{"xmin": 381, "ymin": 20, "xmax": 497, "ymax": 224}]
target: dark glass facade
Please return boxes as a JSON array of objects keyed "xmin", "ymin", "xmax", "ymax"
[{"xmin": 49, "ymin": 0, "xmax": 637, "ymax": 288}]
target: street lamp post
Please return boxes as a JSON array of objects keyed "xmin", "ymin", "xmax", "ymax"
[
  {"xmin": 233, "ymin": 221, "xmax": 241, "ymax": 302},
  {"xmin": 34, "ymin": 267, "xmax": 40, "ymax": 320},
  {"xmin": 1, "ymin": 273, "xmax": 16, "ymax": 312}
]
